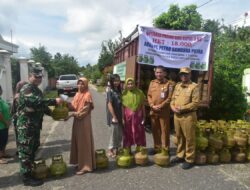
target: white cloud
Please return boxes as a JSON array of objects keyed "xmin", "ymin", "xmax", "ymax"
[
  {"xmin": 61, "ymin": 1, "xmax": 154, "ymax": 65},
  {"xmin": 63, "ymin": 7, "xmax": 102, "ymax": 33}
]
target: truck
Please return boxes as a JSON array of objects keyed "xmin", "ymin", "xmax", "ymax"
[
  {"xmin": 56, "ymin": 74, "xmax": 78, "ymax": 96},
  {"xmin": 112, "ymin": 26, "xmax": 214, "ymax": 110}
]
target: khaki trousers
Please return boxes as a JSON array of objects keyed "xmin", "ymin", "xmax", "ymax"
[
  {"xmin": 174, "ymin": 112, "xmax": 196, "ymax": 163},
  {"xmin": 151, "ymin": 115, "xmax": 170, "ymax": 151}
]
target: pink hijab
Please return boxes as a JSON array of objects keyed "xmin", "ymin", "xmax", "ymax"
[{"xmin": 71, "ymin": 78, "xmax": 94, "ymax": 112}]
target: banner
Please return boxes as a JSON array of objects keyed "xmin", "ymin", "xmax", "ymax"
[
  {"xmin": 113, "ymin": 61, "xmax": 126, "ymax": 81},
  {"xmin": 138, "ymin": 26, "xmax": 212, "ymax": 71}
]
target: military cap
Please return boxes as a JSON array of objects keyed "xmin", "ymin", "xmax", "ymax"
[
  {"xmin": 31, "ymin": 63, "xmax": 43, "ymax": 77},
  {"xmin": 179, "ymin": 67, "xmax": 191, "ymax": 74}
]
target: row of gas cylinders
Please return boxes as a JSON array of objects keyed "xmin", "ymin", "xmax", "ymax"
[
  {"xmin": 195, "ymin": 120, "xmax": 250, "ymax": 149},
  {"xmin": 194, "ymin": 147, "xmax": 250, "ymax": 165},
  {"xmin": 32, "ymin": 147, "xmax": 170, "ymax": 179},
  {"xmin": 194, "ymin": 120, "xmax": 250, "ymax": 148},
  {"xmin": 32, "ymin": 155, "xmax": 67, "ymax": 180},
  {"xmin": 96, "ymin": 147, "xmax": 170, "ymax": 169},
  {"xmin": 187, "ymin": 119, "xmax": 250, "ymax": 165}
]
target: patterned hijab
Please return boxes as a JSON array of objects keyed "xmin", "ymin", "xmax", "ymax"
[
  {"xmin": 122, "ymin": 78, "xmax": 145, "ymax": 111},
  {"xmin": 71, "ymin": 77, "xmax": 93, "ymax": 111}
]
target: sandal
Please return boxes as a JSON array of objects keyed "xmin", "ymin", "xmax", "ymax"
[
  {"xmin": 76, "ymin": 170, "xmax": 89, "ymax": 175},
  {"xmin": 0, "ymin": 159, "xmax": 8, "ymax": 164},
  {"xmin": 111, "ymin": 148, "xmax": 117, "ymax": 158}
]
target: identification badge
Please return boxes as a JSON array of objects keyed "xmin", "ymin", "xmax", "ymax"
[
  {"xmin": 160, "ymin": 86, "xmax": 167, "ymax": 99},
  {"xmin": 169, "ymin": 85, "xmax": 173, "ymax": 92},
  {"xmin": 160, "ymin": 91, "xmax": 165, "ymax": 99}
]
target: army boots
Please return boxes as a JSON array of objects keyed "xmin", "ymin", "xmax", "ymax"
[{"xmin": 22, "ymin": 173, "xmax": 43, "ymax": 186}]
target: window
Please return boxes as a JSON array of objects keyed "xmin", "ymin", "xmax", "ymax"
[{"xmin": 60, "ymin": 75, "xmax": 77, "ymax": 80}]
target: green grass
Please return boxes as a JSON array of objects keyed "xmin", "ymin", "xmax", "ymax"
[{"xmin": 44, "ymin": 90, "xmax": 58, "ymax": 99}]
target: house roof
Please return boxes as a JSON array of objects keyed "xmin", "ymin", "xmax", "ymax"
[{"xmin": 0, "ymin": 34, "xmax": 18, "ymax": 53}]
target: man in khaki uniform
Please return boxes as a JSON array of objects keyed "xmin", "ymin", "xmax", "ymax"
[
  {"xmin": 170, "ymin": 67, "xmax": 199, "ymax": 169},
  {"xmin": 147, "ymin": 66, "xmax": 174, "ymax": 153}
]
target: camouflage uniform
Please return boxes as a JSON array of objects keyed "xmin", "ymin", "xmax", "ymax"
[{"xmin": 16, "ymin": 68, "xmax": 56, "ymax": 176}]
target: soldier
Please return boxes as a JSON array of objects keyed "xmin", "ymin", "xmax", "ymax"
[
  {"xmin": 170, "ymin": 67, "xmax": 200, "ymax": 169},
  {"xmin": 16, "ymin": 65, "xmax": 62, "ymax": 186},
  {"xmin": 147, "ymin": 65, "xmax": 173, "ymax": 154}
]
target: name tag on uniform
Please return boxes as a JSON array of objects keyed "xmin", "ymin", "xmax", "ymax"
[
  {"xmin": 160, "ymin": 91, "xmax": 165, "ymax": 99},
  {"xmin": 160, "ymin": 87, "xmax": 167, "ymax": 99}
]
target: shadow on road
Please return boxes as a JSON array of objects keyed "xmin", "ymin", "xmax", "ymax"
[
  {"xmin": 42, "ymin": 139, "xmax": 71, "ymax": 147},
  {"xmin": 0, "ymin": 172, "xmax": 22, "ymax": 189}
]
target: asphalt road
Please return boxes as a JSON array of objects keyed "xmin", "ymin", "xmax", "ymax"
[{"xmin": 0, "ymin": 87, "xmax": 249, "ymax": 190}]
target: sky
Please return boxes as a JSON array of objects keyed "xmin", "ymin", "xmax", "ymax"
[{"xmin": 0, "ymin": 0, "xmax": 249, "ymax": 66}]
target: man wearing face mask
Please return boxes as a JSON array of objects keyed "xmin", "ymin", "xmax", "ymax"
[
  {"xmin": 147, "ymin": 65, "xmax": 173, "ymax": 154},
  {"xmin": 16, "ymin": 64, "xmax": 62, "ymax": 186},
  {"xmin": 170, "ymin": 67, "xmax": 200, "ymax": 170}
]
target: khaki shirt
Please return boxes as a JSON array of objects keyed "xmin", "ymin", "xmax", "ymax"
[
  {"xmin": 170, "ymin": 81, "xmax": 200, "ymax": 114},
  {"xmin": 147, "ymin": 79, "xmax": 173, "ymax": 115}
]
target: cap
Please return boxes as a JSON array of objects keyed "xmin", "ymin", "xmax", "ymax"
[
  {"xmin": 31, "ymin": 65, "xmax": 43, "ymax": 77},
  {"xmin": 179, "ymin": 67, "xmax": 191, "ymax": 74}
]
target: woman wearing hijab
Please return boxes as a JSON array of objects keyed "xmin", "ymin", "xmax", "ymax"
[
  {"xmin": 65, "ymin": 77, "xmax": 96, "ymax": 175},
  {"xmin": 122, "ymin": 78, "xmax": 146, "ymax": 150}
]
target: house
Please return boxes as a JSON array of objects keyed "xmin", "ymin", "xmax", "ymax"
[{"xmin": 0, "ymin": 35, "xmax": 18, "ymax": 103}]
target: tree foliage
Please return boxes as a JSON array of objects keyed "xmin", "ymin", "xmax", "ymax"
[
  {"xmin": 30, "ymin": 46, "xmax": 55, "ymax": 77},
  {"xmin": 153, "ymin": 4, "xmax": 202, "ymax": 30},
  {"xmin": 51, "ymin": 52, "xmax": 80, "ymax": 77},
  {"xmin": 201, "ymin": 19, "xmax": 221, "ymax": 35},
  {"xmin": 81, "ymin": 63, "xmax": 102, "ymax": 83},
  {"xmin": 207, "ymin": 26, "xmax": 250, "ymax": 120},
  {"xmin": 97, "ymin": 39, "xmax": 119, "ymax": 71},
  {"xmin": 30, "ymin": 46, "xmax": 80, "ymax": 78}
]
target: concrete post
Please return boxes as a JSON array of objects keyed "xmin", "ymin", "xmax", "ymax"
[
  {"xmin": 18, "ymin": 57, "xmax": 29, "ymax": 82},
  {"xmin": 0, "ymin": 50, "xmax": 13, "ymax": 103}
]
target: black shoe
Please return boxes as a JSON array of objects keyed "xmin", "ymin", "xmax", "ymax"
[
  {"xmin": 170, "ymin": 157, "xmax": 185, "ymax": 164},
  {"xmin": 22, "ymin": 175, "xmax": 43, "ymax": 186},
  {"xmin": 181, "ymin": 162, "xmax": 194, "ymax": 170}
]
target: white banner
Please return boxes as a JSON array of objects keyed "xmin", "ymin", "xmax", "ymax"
[{"xmin": 138, "ymin": 26, "xmax": 212, "ymax": 71}]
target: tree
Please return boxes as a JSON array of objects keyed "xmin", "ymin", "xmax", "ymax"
[
  {"xmin": 91, "ymin": 65, "xmax": 102, "ymax": 83},
  {"xmin": 201, "ymin": 19, "xmax": 221, "ymax": 35},
  {"xmin": 30, "ymin": 46, "xmax": 55, "ymax": 77},
  {"xmin": 205, "ymin": 26, "xmax": 250, "ymax": 120},
  {"xmin": 97, "ymin": 39, "xmax": 119, "ymax": 71},
  {"xmin": 153, "ymin": 4, "xmax": 202, "ymax": 30},
  {"xmin": 51, "ymin": 53, "xmax": 80, "ymax": 76}
]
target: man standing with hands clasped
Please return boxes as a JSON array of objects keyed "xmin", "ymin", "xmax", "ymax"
[
  {"xmin": 170, "ymin": 67, "xmax": 200, "ymax": 169},
  {"xmin": 147, "ymin": 65, "xmax": 173, "ymax": 154}
]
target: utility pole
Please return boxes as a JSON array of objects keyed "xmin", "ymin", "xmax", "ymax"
[
  {"xmin": 243, "ymin": 12, "xmax": 248, "ymax": 26},
  {"xmin": 10, "ymin": 29, "xmax": 13, "ymax": 53}
]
